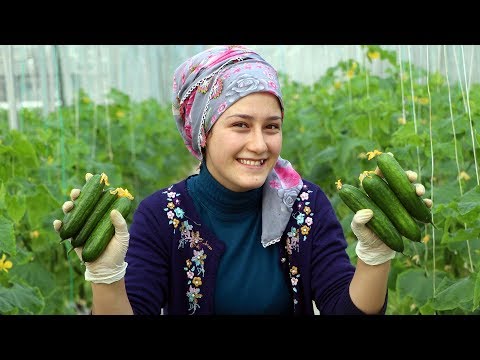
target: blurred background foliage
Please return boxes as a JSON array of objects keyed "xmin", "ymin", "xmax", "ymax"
[{"xmin": 0, "ymin": 45, "xmax": 479, "ymax": 314}]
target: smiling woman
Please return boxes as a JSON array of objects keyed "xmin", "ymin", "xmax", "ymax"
[
  {"xmin": 53, "ymin": 45, "xmax": 432, "ymax": 316},
  {"xmin": 205, "ymin": 92, "xmax": 283, "ymax": 192}
]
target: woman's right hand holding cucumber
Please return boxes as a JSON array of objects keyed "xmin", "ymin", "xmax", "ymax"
[{"xmin": 53, "ymin": 173, "xmax": 130, "ymax": 284}]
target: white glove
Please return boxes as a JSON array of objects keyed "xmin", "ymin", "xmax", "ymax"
[
  {"xmin": 53, "ymin": 173, "xmax": 130, "ymax": 284},
  {"xmin": 352, "ymin": 209, "xmax": 396, "ymax": 265},
  {"xmin": 353, "ymin": 170, "xmax": 432, "ymax": 265}
]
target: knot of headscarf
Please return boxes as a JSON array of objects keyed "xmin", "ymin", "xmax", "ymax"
[{"xmin": 172, "ymin": 45, "xmax": 303, "ymax": 247}]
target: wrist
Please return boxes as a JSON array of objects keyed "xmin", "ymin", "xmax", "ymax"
[
  {"xmin": 355, "ymin": 241, "xmax": 396, "ymax": 265},
  {"xmin": 85, "ymin": 261, "xmax": 128, "ymax": 284}
]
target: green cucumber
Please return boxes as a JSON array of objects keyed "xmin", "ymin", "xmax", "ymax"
[
  {"xmin": 59, "ymin": 173, "xmax": 108, "ymax": 240},
  {"xmin": 375, "ymin": 152, "xmax": 433, "ymax": 224},
  {"xmin": 81, "ymin": 196, "xmax": 133, "ymax": 262},
  {"xmin": 70, "ymin": 187, "xmax": 119, "ymax": 248},
  {"xmin": 336, "ymin": 181, "xmax": 404, "ymax": 252},
  {"xmin": 360, "ymin": 172, "xmax": 421, "ymax": 242}
]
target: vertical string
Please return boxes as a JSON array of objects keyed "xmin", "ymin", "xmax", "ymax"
[
  {"xmin": 398, "ymin": 45, "xmax": 420, "ymax": 260},
  {"xmin": 397, "ymin": 45, "xmax": 407, "ymax": 122},
  {"xmin": 444, "ymin": 46, "xmax": 474, "ymax": 273},
  {"xmin": 91, "ymin": 46, "xmax": 99, "ymax": 161},
  {"xmin": 363, "ymin": 47, "xmax": 372, "ymax": 140},
  {"xmin": 52, "ymin": 45, "xmax": 74, "ymax": 308},
  {"xmin": 426, "ymin": 46, "xmax": 437, "ymax": 296},
  {"xmin": 101, "ymin": 46, "xmax": 113, "ymax": 161},
  {"xmin": 19, "ymin": 46, "xmax": 27, "ymax": 131},
  {"xmin": 460, "ymin": 45, "xmax": 479, "ymax": 186},
  {"xmin": 407, "ymin": 45, "xmax": 422, "ymax": 182}
]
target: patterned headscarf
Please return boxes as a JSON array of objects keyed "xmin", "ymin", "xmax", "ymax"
[{"xmin": 172, "ymin": 45, "xmax": 303, "ymax": 247}]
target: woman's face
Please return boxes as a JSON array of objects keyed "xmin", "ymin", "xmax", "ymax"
[{"xmin": 205, "ymin": 92, "xmax": 283, "ymax": 192}]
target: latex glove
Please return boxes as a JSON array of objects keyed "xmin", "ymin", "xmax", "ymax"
[
  {"xmin": 53, "ymin": 173, "xmax": 130, "ymax": 284},
  {"xmin": 353, "ymin": 169, "xmax": 432, "ymax": 265}
]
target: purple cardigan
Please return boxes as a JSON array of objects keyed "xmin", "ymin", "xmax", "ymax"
[{"xmin": 125, "ymin": 178, "xmax": 383, "ymax": 315}]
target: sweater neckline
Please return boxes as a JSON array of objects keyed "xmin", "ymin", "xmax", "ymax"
[{"xmin": 187, "ymin": 163, "xmax": 262, "ymax": 218}]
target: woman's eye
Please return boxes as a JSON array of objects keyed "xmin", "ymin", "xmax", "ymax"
[
  {"xmin": 267, "ymin": 124, "xmax": 281, "ymax": 130},
  {"xmin": 234, "ymin": 123, "xmax": 248, "ymax": 128}
]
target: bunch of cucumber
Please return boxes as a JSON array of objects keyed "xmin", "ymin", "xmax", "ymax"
[
  {"xmin": 58, "ymin": 173, "xmax": 135, "ymax": 262},
  {"xmin": 336, "ymin": 151, "xmax": 433, "ymax": 253}
]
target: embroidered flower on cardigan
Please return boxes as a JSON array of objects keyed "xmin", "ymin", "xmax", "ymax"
[
  {"xmin": 163, "ymin": 186, "xmax": 212, "ymax": 314},
  {"xmin": 286, "ymin": 185, "xmax": 314, "ymax": 255}
]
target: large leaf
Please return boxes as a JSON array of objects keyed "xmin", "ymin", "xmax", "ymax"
[
  {"xmin": 0, "ymin": 282, "xmax": 44, "ymax": 314},
  {"xmin": 27, "ymin": 183, "xmax": 61, "ymax": 229},
  {"xmin": 6, "ymin": 193, "xmax": 26, "ymax": 224},
  {"xmin": 9, "ymin": 261, "xmax": 56, "ymax": 297},
  {"xmin": 457, "ymin": 185, "xmax": 480, "ymax": 216},
  {"xmin": 474, "ymin": 271, "xmax": 480, "ymax": 311},
  {"xmin": 396, "ymin": 268, "xmax": 446, "ymax": 307},
  {"xmin": 430, "ymin": 276, "xmax": 475, "ymax": 311},
  {"xmin": 0, "ymin": 215, "xmax": 16, "ymax": 255},
  {"xmin": 11, "ymin": 130, "xmax": 39, "ymax": 169}
]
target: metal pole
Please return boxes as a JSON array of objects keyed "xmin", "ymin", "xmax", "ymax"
[{"xmin": 4, "ymin": 45, "xmax": 18, "ymax": 130}]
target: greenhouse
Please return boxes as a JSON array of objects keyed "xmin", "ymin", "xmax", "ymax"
[{"xmin": 0, "ymin": 45, "xmax": 479, "ymax": 315}]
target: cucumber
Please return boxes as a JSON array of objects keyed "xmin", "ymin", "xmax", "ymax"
[
  {"xmin": 360, "ymin": 171, "xmax": 421, "ymax": 242},
  {"xmin": 336, "ymin": 181, "xmax": 404, "ymax": 252},
  {"xmin": 59, "ymin": 173, "xmax": 108, "ymax": 240},
  {"xmin": 70, "ymin": 187, "xmax": 119, "ymax": 248},
  {"xmin": 374, "ymin": 152, "xmax": 433, "ymax": 224},
  {"xmin": 81, "ymin": 196, "xmax": 133, "ymax": 262}
]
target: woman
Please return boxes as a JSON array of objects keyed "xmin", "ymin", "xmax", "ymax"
[{"xmin": 54, "ymin": 45, "xmax": 431, "ymax": 315}]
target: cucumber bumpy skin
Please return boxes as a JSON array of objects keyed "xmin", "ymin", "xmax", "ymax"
[
  {"xmin": 374, "ymin": 152, "xmax": 433, "ymax": 224},
  {"xmin": 360, "ymin": 171, "xmax": 421, "ymax": 242},
  {"xmin": 70, "ymin": 187, "xmax": 119, "ymax": 248},
  {"xmin": 81, "ymin": 196, "xmax": 133, "ymax": 262},
  {"xmin": 336, "ymin": 180, "xmax": 404, "ymax": 253},
  {"xmin": 59, "ymin": 173, "xmax": 108, "ymax": 240}
]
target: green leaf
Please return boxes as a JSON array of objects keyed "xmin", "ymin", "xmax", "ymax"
[
  {"xmin": 6, "ymin": 193, "xmax": 26, "ymax": 224},
  {"xmin": 11, "ymin": 130, "xmax": 39, "ymax": 169},
  {"xmin": 0, "ymin": 282, "xmax": 44, "ymax": 314},
  {"xmin": 0, "ymin": 215, "xmax": 16, "ymax": 255},
  {"xmin": 27, "ymin": 183, "xmax": 61, "ymax": 229},
  {"xmin": 9, "ymin": 261, "xmax": 56, "ymax": 297},
  {"xmin": 430, "ymin": 276, "xmax": 475, "ymax": 311},
  {"xmin": 443, "ymin": 227, "xmax": 480, "ymax": 243},
  {"xmin": 396, "ymin": 268, "xmax": 446, "ymax": 307},
  {"xmin": 457, "ymin": 185, "xmax": 480, "ymax": 216},
  {"xmin": 473, "ymin": 271, "xmax": 480, "ymax": 311}
]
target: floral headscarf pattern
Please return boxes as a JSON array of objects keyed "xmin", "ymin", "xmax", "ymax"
[{"xmin": 172, "ymin": 45, "xmax": 303, "ymax": 247}]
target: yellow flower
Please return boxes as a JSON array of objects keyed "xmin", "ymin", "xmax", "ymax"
[
  {"xmin": 351, "ymin": 62, "xmax": 358, "ymax": 69},
  {"xmin": 30, "ymin": 230, "xmax": 40, "ymax": 239},
  {"xmin": 366, "ymin": 149, "xmax": 383, "ymax": 160},
  {"xmin": 116, "ymin": 110, "xmax": 125, "ymax": 118},
  {"xmin": 422, "ymin": 234, "xmax": 431, "ymax": 244},
  {"xmin": 459, "ymin": 171, "xmax": 471, "ymax": 181},
  {"xmin": 367, "ymin": 51, "xmax": 380, "ymax": 60},
  {"xmin": 335, "ymin": 179, "xmax": 342, "ymax": 190},
  {"xmin": 417, "ymin": 97, "xmax": 429, "ymax": 105},
  {"xmin": 397, "ymin": 117, "xmax": 406, "ymax": 125},
  {"xmin": 346, "ymin": 69, "xmax": 354, "ymax": 79},
  {"xmin": 81, "ymin": 96, "xmax": 91, "ymax": 104},
  {"xmin": 0, "ymin": 254, "xmax": 13, "ymax": 273},
  {"xmin": 357, "ymin": 152, "xmax": 367, "ymax": 159},
  {"xmin": 334, "ymin": 81, "xmax": 342, "ymax": 89}
]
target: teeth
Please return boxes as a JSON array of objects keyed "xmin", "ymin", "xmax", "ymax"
[{"xmin": 239, "ymin": 159, "xmax": 264, "ymax": 166}]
